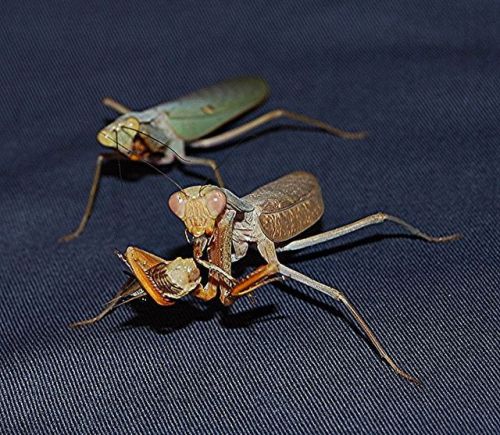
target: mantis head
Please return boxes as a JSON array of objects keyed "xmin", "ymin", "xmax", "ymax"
[
  {"xmin": 168, "ymin": 186, "xmax": 227, "ymax": 237},
  {"xmin": 97, "ymin": 116, "xmax": 148, "ymax": 160}
]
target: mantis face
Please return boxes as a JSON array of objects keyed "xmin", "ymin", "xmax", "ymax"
[
  {"xmin": 97, "ymin": 116, "xmax": 148, "ymax": 160},
  {"xmin": 168, "ymin": 186, "xmax": 227, "ymax": 237}
]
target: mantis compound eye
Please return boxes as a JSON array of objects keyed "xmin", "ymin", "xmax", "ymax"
[
  {"xmin": 96, "ymin": 127, "xmax": 115, "ymax": 147},
  {"xmin": 97, "ymin": 117, "xmax": 140, "ymax": 153},
  {"xmin": 205, "ymin": 189, "xmax": 227, "ymax": 218},
  {"xmin": 121, "ymin": 117, "xmax": 140, "ymax": 134},
  {"xmin": 168, "ymin": 192, "xmax": 187, "ymax": 219}
]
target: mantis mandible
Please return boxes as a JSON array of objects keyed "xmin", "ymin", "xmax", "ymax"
[{"xmin": 60, "ymin": 76, "xmax": 365, "ymax": 242}]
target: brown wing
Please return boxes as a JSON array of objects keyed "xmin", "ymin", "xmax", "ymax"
[{"xmin": 243, "ymin": 171, "xmax": 324, "ymax": 242}]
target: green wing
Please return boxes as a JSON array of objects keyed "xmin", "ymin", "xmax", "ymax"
[{"xmin": 156, "ymin": 76, "xmax": 269, "ymax": 141}]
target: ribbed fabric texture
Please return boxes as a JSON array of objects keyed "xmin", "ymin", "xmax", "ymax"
[{"xmin": 0, "ymin": 1, "xmax": 498, "ymax": 433}]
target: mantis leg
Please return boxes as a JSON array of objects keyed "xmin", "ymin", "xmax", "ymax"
[
  {"xmin": 278, "ymin": 264, "xmax": 421, "ymax": 385},
  {"xmin": 69, "ymin": 278, "xmax": 142, "ymax": 328},
  {"xmin": 196, "ymin": 260, "xmax": 283, "ymax": 299},
  {"xmin": 189, "ymin": 109, "xmax": 367, "ymax": 149},
  {"xmin": 278, "ymin": 212, "xmax": 461, "ymax": 253},
  {"xmin": 232, "ymin": 276, "xmax": 284, "ymax": 296},
  {"xmin": 212, "ymin": 249, "xmax": 421, "ymax": 383},
  {"xmin": 230, "ymin": 263, "xmax": 283, "ymax": 297},
  {"xmin": 177, "ymin": 154, "xmax": 225, "ymax": 187},
  {"xmin": 59, "ymin": 152, "xmax": 125, "ymax": 242},
  {"xmin": 101, "ymin": 97, "xmax": 131, "ymax": 115}
]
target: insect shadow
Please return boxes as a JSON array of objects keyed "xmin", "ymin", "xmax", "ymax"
[
  {"xmin": 100, "ymin": 155, "xmax": 207, "ymax": 184},
  {"xmin": 113, "ymin": 231, "xmax": 409, "ymax": 343},
  {"xmin": 118, "ymin": 300, "xmax": 281, "ymax": 335},
  {"xmin": 112, "ymin": 243, "xmax": 282, "ymax": 335}
]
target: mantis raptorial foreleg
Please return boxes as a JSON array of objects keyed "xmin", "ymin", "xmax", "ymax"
[
  {"xmin": 278, "ymin": 212, "xmax": 461, "ymax": 253},
  {"xmin": 60, "ymin": 152, "xmax": 127, "ymax": 242},
  {"xmin": 189, "ymin": 109, "xmax": 367, "ymax": 149},
  {"xmin": 199, "ymin": 262, "xmax": 284, "ymax": 298},
  {"xmin": 230, "ymin": 263, "xmax": 282, "ymax": 296},
  {"xmin": 103, "ymin": 97, "xmax": 226, "ymax": 186}
]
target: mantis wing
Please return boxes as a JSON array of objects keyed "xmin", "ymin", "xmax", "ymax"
[
  {"xmin": 243, "ymin": 171, "xmax": 324, "ymax": 243},
  {"xmin": 156, "ymin": 76, "xmax": 269, "ymax": 141}
]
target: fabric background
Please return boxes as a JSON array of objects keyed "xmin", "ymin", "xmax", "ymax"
[{"xmin": 0, "ymin": 1, "xmax": 498, "ymax": 433}]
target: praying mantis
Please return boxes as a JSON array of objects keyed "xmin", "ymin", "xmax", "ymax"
[
  {"xmin": 73, "ymin": 171, "xmax": 460, "ymax": 385},
  {"xmin": 60, "ymin": 76, "xmax": 365, "ymax": 242}
]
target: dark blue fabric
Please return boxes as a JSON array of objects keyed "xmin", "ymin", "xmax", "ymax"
[{"xmin": 0, "ymin": 1, "xmax": 498, "ymax": 433}]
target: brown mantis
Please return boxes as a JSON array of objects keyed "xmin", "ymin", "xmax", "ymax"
[
  {"xmin": 73, "ymin": 171, "xmax": 460, "ymax": 385},
  {"xmin": 60, "ymin": 76, "xmax": 365, "ymax": 242}
]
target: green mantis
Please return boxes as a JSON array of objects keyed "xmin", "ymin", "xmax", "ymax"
[{"xmin": 60, "ymin": 76, "xmax": 365, "ymax": 242}]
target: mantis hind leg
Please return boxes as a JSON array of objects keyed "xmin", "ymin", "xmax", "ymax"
[
  {"xmin": 278, "ymin": 264, "xmax": 421, "ymax": 385},
  {"xmin": 278, "ymin": 212, "xmax": 461, "ymax": 253},
  {"xmin": 59, "ymin": 152, "xmax": 125, "ymax": 243},
  {"xmin": 189, "ymin": 109, "xmax": 367, "ymax": 150}
]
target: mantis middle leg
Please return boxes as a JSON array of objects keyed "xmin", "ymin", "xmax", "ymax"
[{"xmin": 277, "ymin": 264, "xmax": 421, "ymax": 385}]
